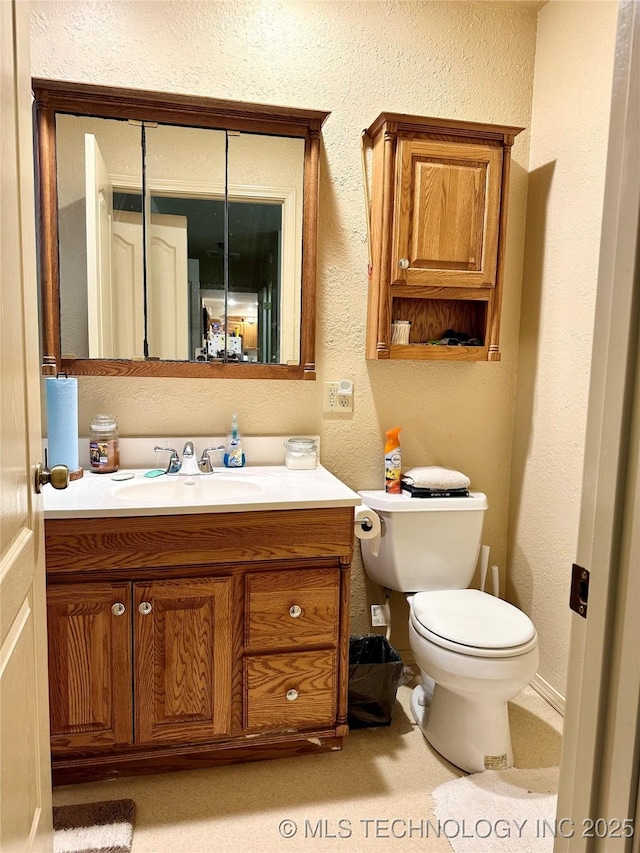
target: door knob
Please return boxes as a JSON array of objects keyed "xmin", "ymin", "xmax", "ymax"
[
  {"xmin": 111, "ymin": 603, "xmax": 126, "ymax": 616},
  {"xmin": 138, "ymin": 601, "xmax": 153, "ymax": 615},
  {"xmin": 399, "ymin": 258, "xmax": 410, "ymax": 270},
  {"xmin": 34, "ymin": 461, "xmax": 69, "ymax": 494}
]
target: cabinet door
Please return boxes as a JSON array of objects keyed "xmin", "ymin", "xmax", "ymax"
[
  {"xmin": 241, "ymin": 321, "xmax": 258, "ymax": 350},
  {"xmin": 392, "ymin": 138, "xmax": 503, "ymax": 288},
  {"xmin": 134, "ymin": 576, "xmax": 232, "ymax": 745},
  {"xmin": 47, "ymin": 582, "xmax": 132, "ymax": 752}
]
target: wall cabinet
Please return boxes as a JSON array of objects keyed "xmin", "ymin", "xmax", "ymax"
[
  {"xmin": 45, "ymin": 507, "xmax": 353, "ymax": 783},
  {"xmin": 365, "ymin": 113, "xmax": 523, "ymax": 361}
]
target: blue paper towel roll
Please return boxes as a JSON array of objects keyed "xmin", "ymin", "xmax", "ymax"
[{"xmin": 46, "ymin": 377, "xmax": 79, "ymax": 471}]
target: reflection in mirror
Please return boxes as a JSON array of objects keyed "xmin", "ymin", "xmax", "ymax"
[{"xmin": 56, "ymin": 117, "xmax": 304, "ymax": 365}]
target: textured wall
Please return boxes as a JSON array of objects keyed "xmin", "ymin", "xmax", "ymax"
[
  {"xmin": 508, "ymin": 0, "xmax": 617, "ymax": 697},
  {"xmin": 31, "ymin": 1, "xmax": 537, "ymax": 649}
]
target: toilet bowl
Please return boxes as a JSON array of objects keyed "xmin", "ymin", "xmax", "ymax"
[
  {"xmin": 357, "ymin": 489, "xmax": 539, "ymax": 774},
  {"xmin": 408, "ymin": 589, "xmax": 538, "ymax": 772}
]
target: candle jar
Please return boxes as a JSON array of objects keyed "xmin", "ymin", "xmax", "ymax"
[{"xmin": 89, "ymin": 414, "xmax": 120, "ymax": 473}]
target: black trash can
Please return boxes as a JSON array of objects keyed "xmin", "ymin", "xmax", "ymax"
[{"xmin": 348, "ymin": 634, "xmax": 405, "ymax": 728}]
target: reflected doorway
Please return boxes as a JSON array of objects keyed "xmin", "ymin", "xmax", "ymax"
[{"xmin": 112, "ymin": 192, "xmax": 282, "ymax": 363}]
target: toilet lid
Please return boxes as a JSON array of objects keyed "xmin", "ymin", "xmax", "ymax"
[{"xmin": 412, "ymin": 589, "xmax": 536, "ymax": 650}]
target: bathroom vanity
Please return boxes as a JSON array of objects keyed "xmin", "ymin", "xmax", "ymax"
[{"xmin": 43, "ymin": 461, "xmax": 358, "ymax": 784}]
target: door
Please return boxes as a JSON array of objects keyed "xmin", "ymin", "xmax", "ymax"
[
  {"xmin": 0, "ymin": 2, "xmax": 53, "ymax": 850},
  {"xmin": 148, "ymin": 214, "xmax": 189, "ymax": 360},
  {"xmin": 392, "ymin": 138, "xmax": 502, "ymax": 288},
  {"xmin": 134, "ymin": 576, "xmax": 232, "ymax": 744},
  {"xmin": 555, "ymin": 3, "xmax": 640, "ymax": 850},
  {"xmin": 112, "ymin": 212, "xmax": 189, "ymax": 360},
  {"xmin": 47, "ymin": 583, "xmax": 132, "ymax": 753},
  {"xmin": 85, "ymin": 133, "xmax": 115, "ymax": 358}
]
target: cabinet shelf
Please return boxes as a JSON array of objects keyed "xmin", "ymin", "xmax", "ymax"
[{"xmin": 390, "ymin": 344, "xmax": 489, "ymax": 362}]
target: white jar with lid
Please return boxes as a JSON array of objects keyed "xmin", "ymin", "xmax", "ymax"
[{"xmin": 284, "ymin": 437, "xmax": 318, "ymax": 470}]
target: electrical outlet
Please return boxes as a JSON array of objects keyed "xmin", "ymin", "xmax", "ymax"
[
  {"xmin": 323, "ymin": 379, "xmax": 354, "ymax": 414},
  {"xmin": 323, "ymin": 381, "xmax": 339, "ymax": 412},
  {"xmin": 371, "ymin": 603, "xmax": 390, "ymax": 627}
]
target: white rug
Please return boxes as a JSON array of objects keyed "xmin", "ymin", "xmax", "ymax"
[{"xmin": 432, "ymin": 767, "xmax": 559, "ymax": 853}]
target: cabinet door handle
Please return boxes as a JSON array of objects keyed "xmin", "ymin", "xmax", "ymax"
[
  {"xmin": 138, "ymin": 601, "xmax": 153, "ymax": 615},
  {"xmin": 111, "ymin": 602, "xmax": 126, "ymax": 616},
  {"xmin": 289, "ymin": 604, "xmax": 302, "ymax": 618},
  {"xmin": 399, "ymin": 257, "xmax": 410, "ymax": 270},
  {"xmin": 286, "ymin": 689, "xmax": 299, "ymax": 702}
]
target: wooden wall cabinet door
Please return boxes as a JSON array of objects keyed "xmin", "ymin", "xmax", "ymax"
[
  {"xmin": 47, "ymin": 582, "xmax": 132, "ymax": 753},
  {"xmin": 134, "ymin": 576, "xmax": 232, "ymax": 745},
  {"xmin": 366, "ymin": 113, "xmax": 523, "ymax": 362},
  {"xmin": 392, "ymin": 139, "xmax": 503, "ymax": 289}
]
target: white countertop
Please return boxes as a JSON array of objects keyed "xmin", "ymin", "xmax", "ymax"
[{"xmin": 43, "ymin": 465, "xmax": 361, "ymax": 519}]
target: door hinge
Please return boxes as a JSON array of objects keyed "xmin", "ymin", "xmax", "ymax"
[{"xmin": 570, "ymin": 563, "xmax": 589, "ymax": 618}]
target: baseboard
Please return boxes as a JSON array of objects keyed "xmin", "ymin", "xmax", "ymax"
[{"xmin": 531, "ymin": 673, "xmax": 565, "ymax": 717}]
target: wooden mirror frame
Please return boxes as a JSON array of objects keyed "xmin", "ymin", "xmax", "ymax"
[{"xmin": 33, "ymin": 79, "xmax": 329, "ymax": 380}]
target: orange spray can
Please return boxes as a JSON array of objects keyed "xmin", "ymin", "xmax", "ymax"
[{"xmin": 384, "ymin": 427, "xmax": 402, "ymax": 494}]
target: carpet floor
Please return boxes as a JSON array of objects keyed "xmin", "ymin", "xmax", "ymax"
[{"xmin": 52, "ymin": 684, "xmax": 563, "ymax": 853}]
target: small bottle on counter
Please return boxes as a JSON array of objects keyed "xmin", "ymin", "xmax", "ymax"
[{"xmin": 89, "ymin": 414, "xmax": 120, "ymax": 473}]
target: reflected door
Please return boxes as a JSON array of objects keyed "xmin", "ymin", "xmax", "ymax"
[
  {"xmin": 85, "ymin": 133, "xmax": 115, "ymax": 357},
  {"xmin": 108, "ymin": 212, "xmax": 189, "ymax": 360}
]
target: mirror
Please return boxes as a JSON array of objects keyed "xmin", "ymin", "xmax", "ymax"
[{"xmin": 34, "ymin": 80, "xmax": 329, "ymax": 379}]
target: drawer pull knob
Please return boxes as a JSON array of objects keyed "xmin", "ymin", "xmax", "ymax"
[
  {"xmin": 289, "ymin": 605, "xmax": 302, "ymax": 618},
  {"xmin": 138, "ymin": 601, "xmax": 153, "ymax": 615},
  {"xmin": 399, "ymin": 257, "xmax": 410, "ymax": 270},
  {"xmin": 286, "ymin": 689, "xmax": 299, "ymax": 702},
  {"xmin": 111, "ymin": 602, "xmax": 126, "ymax": 616}
]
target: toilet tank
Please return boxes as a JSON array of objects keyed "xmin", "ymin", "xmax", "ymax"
[{"xmin": 357, "ymin": 490, "xmax": 488, "ymax": 592}]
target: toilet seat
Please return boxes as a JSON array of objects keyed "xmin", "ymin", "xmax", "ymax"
[{"xmin": 410, "ymin": 589, "xmax": 537, "ymax": 658}]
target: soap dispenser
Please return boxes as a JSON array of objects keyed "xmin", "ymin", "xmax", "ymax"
[{"xmin": 224, "ymin": 413, "xmax": 245, "ymax": 468}]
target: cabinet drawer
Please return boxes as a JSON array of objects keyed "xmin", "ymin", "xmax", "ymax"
[
  {"xmin": 245, "ymin": 568, "xmax": 339, "ymax": 650},
  {"xmin": 244, "ymin": 650, "xmax": 337, "ymax": 731}
]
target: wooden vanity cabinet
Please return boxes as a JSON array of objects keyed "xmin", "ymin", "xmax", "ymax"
[
  {"xmin": 365, "ymin": 113, "xmax": 523, "ymax": 362},
  {"xmin": 44, "ymin": 507, "xmax": 353, "ymax": 784}
]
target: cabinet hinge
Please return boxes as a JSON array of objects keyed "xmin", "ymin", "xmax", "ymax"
[{"xmin": 570, "ymin": 563, "xmax": 589, "ymax": 618}]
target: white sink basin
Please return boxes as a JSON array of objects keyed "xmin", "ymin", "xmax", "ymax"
[
  {"xmin": 109, "ymin": 473, "xmax": 279, "ymax": 503},
  {"xmin": 43, "ymin": 465, "xmax": 361, "ymax": 518}
]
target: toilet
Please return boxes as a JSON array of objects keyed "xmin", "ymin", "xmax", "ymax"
[{"xmin": 358, "ymin": 489, "xmax": 538, "ymax": 774}]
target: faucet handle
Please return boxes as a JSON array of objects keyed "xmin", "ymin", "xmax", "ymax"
[
  {"xmin": 199, "ymin": 445, "xmax": 225, "ymax": 474},
  {"xmin": 154, "ymin": 446, "xmax": 181, "ymax": 475}
]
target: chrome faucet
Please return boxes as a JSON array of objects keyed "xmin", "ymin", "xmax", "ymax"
[{"xmin": 154, "ymin": 442, "xmax": 225, "ymax": 475}]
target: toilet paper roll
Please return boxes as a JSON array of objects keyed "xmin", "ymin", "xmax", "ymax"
[
  {"xmin": 354, "ymin": 504, "xmax": 382, "ymax": 557},
  {"xmin": 45, "ymin": 377, "xmax": 79, "ymax": 472}
]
